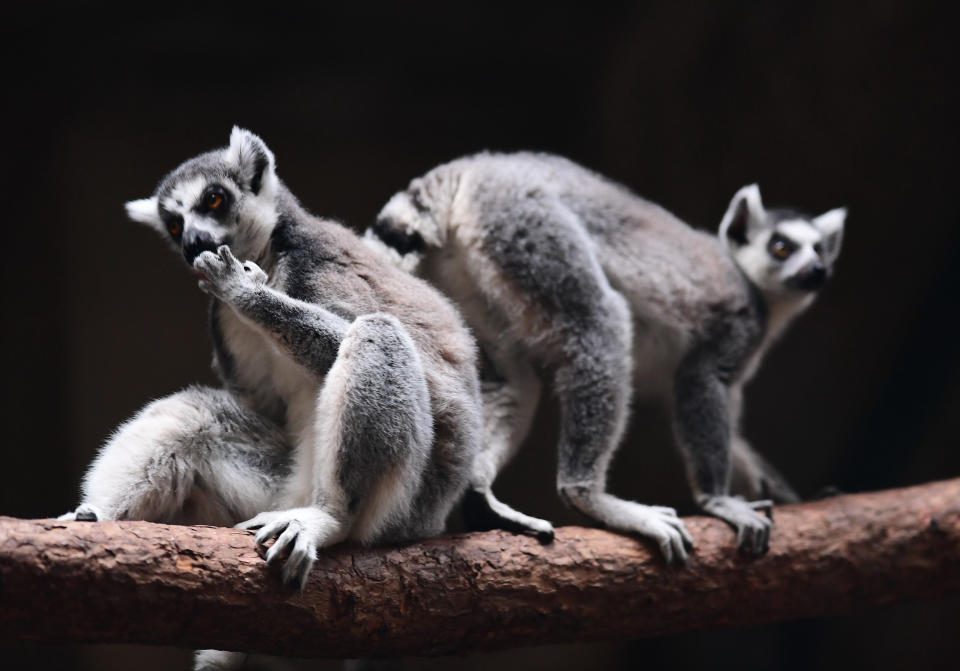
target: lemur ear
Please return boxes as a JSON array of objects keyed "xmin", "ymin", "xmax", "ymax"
[
  {"xmin": 813, "ymin": 207, "xmax": 846, "ymax": 264},
  {"xmin": 719, "ymin": 184, "xmax": 766, "ymax": 247},
  {"xmin": 225, "ymin": 126, "xmax": 276, "ymax": 196},
  {"xmin": 124, "ymin": 197, "xmax": 164, "ymax": 232}
]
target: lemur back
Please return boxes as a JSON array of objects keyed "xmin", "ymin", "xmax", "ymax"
[{"xmin": 368, "ymin": 152, "xmax": 845, "ymax": 559}]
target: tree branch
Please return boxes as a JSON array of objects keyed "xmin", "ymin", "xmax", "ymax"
[{"xmin": 1, "ymin": 479, "xmax": 959, "ymax": 657}]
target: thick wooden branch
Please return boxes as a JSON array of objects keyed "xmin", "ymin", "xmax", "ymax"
[{"xmin": 1, "ymin": 479, "xmax": 959, "ymax": 657}]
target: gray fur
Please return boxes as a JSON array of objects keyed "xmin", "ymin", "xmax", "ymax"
[
  {"xmin": 59, "ymin": 386, "xmax": 292, "ymax": 526},
  {"xmin": 367, "ymin": 152, "xmax": 845, "ymax": 558},
  {"xmin": 62, "ymin": 129, "xmax": 482, "ymax": 670}
]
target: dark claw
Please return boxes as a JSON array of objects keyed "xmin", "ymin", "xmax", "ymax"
[
  {"xmin": 284, "ymin": 574, "xmax": 302, "ymax": 589},
  {"xmin": 75, "ymin": 510, "xmax": 98, "ymax": 522}
]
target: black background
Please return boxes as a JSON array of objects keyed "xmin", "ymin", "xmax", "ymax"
[{"xmin": 2, "ymin": 2, "xmax": 958, "ymax": 669}]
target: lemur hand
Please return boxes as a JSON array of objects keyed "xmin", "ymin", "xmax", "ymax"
[
  {"xmin": 194, "ymin": 245, "xmax": 268, "ymax": 302},
  {"xmin": 698, "ymin": 494, "xmax": 773, "ymax": 556},
  {"xmin": 236, "ymin": 506, "xmax": 344, "ymax": 590}
]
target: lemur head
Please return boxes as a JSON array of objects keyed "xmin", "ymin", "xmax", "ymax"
[
  {"xmin": 365, "ymin": 176, "xmax": 451, "ymax": 273},
  {"xmin": 719, "ymin": 184, "xmax": 845, "ymax": 296},
  {"xmin": 125, "ymin": 127, "xmax": 280, "ymax": 264}
]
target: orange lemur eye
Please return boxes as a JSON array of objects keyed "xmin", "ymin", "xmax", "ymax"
[
  {"xmin": 200, "ymin": 185, "xmax": 228, "ymax": 214},
  {"xmin": 204, "ymin": 191, "xmax": 224, "ymax": 210},
  {"xmin": 767, "ymin": 235, "xmax": 796, "ymax": 261},
  {"xmin": 162, "ymin": 213, "xmax": 183, "ymax": 238}
]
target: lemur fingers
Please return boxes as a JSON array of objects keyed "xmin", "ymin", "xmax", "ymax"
[
  {"xmin": 699, "ymin": 495, "xmax": 774, "ymax": 556},
  {"xmin": 194, "ymin": 246, "xmax": 263, "ymax": 302},
  {"xmin": 236, "ymin": 506, "xmax": 342, "ymax": 590},
  {"xmin": 630, "ymin": 507, "xmax": 694, "ymax": 564},
  {"xmin": 241, "ymin": 260, "xmax": 268, "ymax": 284}
]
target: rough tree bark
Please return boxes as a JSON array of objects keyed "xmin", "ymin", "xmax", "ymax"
[{"xmin": 0, "ymin": 479, "xmax": 958, "ymax": 658}]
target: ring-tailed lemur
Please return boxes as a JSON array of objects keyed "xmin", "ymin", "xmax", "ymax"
[
  {"xmin": 60, "ymin": 129, "xmax": 482, "ymax": 599},
  {"xmin": 366, "ymin": 152, "xmax": 845, "ymax": 560}
]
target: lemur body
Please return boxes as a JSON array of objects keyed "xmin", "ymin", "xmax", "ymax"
[
  {"xmin": 61, "ymin": 129, "xmax": 482, "ymax": 596},
  {"xmin": 368, "ymin": 152, "xmax": 845, "ymax": 559}
]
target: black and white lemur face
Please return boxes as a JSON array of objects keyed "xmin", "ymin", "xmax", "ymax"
[
  {"xmin": 124, "ymin": 127, "xmax": 278, "ymax": 263},
  {"xmin": 719, "ymin": 184, "xmax": 846, "ymax": 296}
]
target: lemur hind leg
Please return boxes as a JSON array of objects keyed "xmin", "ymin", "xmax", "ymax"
[
  {"xmin": 58, "ymin": 386, "xmax": 291, "ymax": 525},
  {"xmin": 462, "ymin": 348, "xmax": 554, "ymax": 541},
  {"xmin": 554, "ymin": 296, "xmax": 693, "ymax": 564},
  {"xmin": 476, "ymin": 196, "xmax": 691, "ymax": 561},
  {"xmin": 237, "ymin": 313, "xmax": 435, "ymax": 589}
]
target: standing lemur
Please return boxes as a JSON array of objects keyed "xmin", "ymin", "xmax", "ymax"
[
  {"xmin": 367, "ymin": 152, "xmax": 845, "ymax": 561},
  {"xmin": 60, "ymin": 129, "xmax": 483, "ymax": 596}
]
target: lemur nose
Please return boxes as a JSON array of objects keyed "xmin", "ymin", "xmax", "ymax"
[
  {"xmin": 802, "ymin": 263, "xmax": 827, "ymax": 290},
  {"xmin": 183, "ymin": 230, "xmax": 219, "ymax": 264}
]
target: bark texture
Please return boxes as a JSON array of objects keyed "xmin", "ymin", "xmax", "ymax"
[{"xmin": 1, "ymin": 479, "xmax": 959, "ymax": 658}]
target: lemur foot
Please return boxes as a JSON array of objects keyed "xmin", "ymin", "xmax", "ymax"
[
  {"xmin": 462, "ymin": 488, "xmax": 555, "ymax": 543},
  {"xmin": 57, "ymin": 503, "xmax": 104, "ymax": 522},
  {"xmin": 194, "ymin": 245, "xmax": 268, "ymax": 303},
  {"xmin": 698, "ymin": 495, "xmax": 773, "ymax": 555},
  {"xmin": 236, "ymin": 507, "xmax": 341, "ymax": 590},
  {"xmin": 628, "ymin": 505, "xmax": 695, "ymax": 564}
]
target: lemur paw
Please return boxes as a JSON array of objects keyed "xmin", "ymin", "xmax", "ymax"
[
  {"xmin": 240, "ymin": 260, "xmax": 268, "ymax": 285},
  {"xmin": 57, "ymin": 503, "xmax": 104, "ymax": 522},
  {"xmin": 235, "ymin": 507, "xmax": 342, "ymax": 590},
  {"xmin": 631, "ymin": 505, "xmax": 695, "ymax": 564},
  {"xmin": 194, "ymin": 245, "xmax": 267, "ymax": 302},
  {"xmin": 699, "ymin": 495, "xmax": 773, "ymax": 556}
]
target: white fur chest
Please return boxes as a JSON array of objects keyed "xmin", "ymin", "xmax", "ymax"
[{"xmin": 217, "ymin": 303, "xmax": 319, "ymax": 437}]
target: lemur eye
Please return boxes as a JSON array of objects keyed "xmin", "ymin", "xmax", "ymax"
[
  {"xmin": 768, "ymin": 235, "xmax": 795, "ymax": 261},
  {"xmin": 813, "ymin": 242, "xmax": 824, "ymax": 256},
  {"xmin": 161, "ymin": 212, "xmax": 183, "ymax": 238},
  {"xmin": 204, "ymin": 190, "xmax": 225, "ymax": 211}
]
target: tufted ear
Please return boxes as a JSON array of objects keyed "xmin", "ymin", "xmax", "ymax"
[
  {"xmin": 124, "ymin": 197, "xmax": 164, "ymax": 232},
  {"xmin": 719, "ymin": 184, "xmax": 767, "ymax": 247},
  {"xmin": 813, "ymin": 207, "xmax": 846, "ymax": 265},
  {"xmin": 224, "ymin": 126, "xmax": 277, "ymax": 196}
]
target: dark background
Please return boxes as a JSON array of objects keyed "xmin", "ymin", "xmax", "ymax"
[{"xmin": 3, "ymin": 2, "xmax": 958, "ymax": 669}]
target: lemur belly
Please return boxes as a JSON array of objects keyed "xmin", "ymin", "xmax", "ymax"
[{"xmin": 631, "ymin": 315, "xmax": 684, "ymax": 401}]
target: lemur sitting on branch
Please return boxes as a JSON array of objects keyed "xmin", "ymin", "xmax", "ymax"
[{"xmin": 61, "ymin": 129, "xmax": 484, "ymax": 669}]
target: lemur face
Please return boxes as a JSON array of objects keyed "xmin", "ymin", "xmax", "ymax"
[
  {"xmin": 125, "ymin": 127, "xmax": 277, "ymax": 264},
  {"xmin": 720, "ymin": 184, "xmax": 845, "ymax": 296},
  {"xmin": 155, "ymin": 174, "xmax": 239, "ymax": 263}
]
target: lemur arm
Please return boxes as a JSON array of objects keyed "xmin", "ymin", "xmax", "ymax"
[
  {"xmin": 194, "ymin": 246, "xmax": 349, "ymax": 376},
  {"xmin": 672, "ymin": 356, "xmax": 773, "ymax": 555}
]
